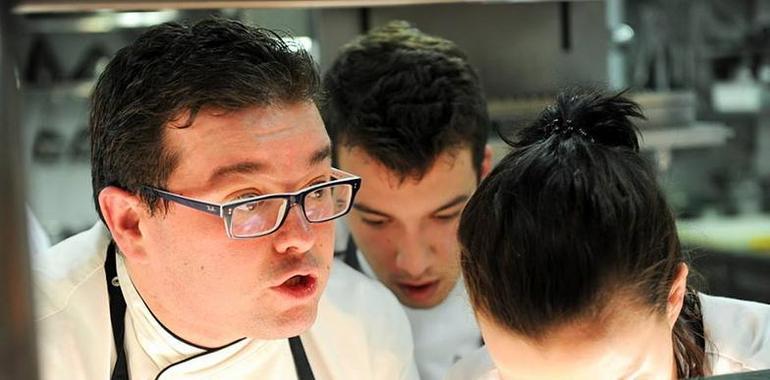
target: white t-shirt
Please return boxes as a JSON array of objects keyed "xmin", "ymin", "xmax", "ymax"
[
  {"xmin": 353, "ymin": 249, "xmax": 482, "ymax": 380},
  {"xmin": 34, "ymin": 222, "xmax": 419, "ymax": 380},
  {"xmin": 446, "ymin": 293, "xmax": 770, "ymax": 379}
]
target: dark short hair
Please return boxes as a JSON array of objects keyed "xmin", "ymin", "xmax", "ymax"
[
  {"xmin": 459, "ymin": 89, "xmax": 707, "ymax": 377},
  {"xmin": 90, "ymin": 18, "xmax": 320, "ymax": 221},
  {"xmin": 321, "ymin": 20, "xmax": 488, "ymax": 180}
]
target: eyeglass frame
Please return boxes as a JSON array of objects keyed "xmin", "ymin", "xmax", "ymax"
[{"xmin": 143, "ymin": 168, "xmax": 361, "ymax": 240}]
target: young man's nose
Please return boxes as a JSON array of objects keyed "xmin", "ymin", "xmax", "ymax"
[{"xmin": 395, "ymin": 233, "xmax": 431, "ymax": 278}]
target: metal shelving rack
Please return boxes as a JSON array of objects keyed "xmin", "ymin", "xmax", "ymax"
[{"xmin": 487, "ymin": 94, "xmax": 735, "ymax": 171}]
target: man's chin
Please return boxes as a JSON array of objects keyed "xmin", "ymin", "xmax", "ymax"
[{"xmin": 254, "ymin": 303, "xmax": 320, "ymax": 339}]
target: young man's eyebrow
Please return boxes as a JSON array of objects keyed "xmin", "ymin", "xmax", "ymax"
[
  {"xmin": 433, "ymin": 195, "xmax": 470, "ymax": 213},
  {"xmin": 352, "ymin": 202, "xmax": 391, "ymax": 218},
  {"xmin": 353, "ymin": 195, "xmax": 469, "ymax": 218}
]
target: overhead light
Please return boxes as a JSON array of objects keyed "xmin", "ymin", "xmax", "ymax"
[
  {"xmin": 64, "ymin": 10, "xmax": 179, "ymax": 33},
  {"xmin": 290, "ymin": 36, "xmax": 313, "ymax": 52},
  {"xmin": 116, "ymin": 10, "xmax": 178, "ymax": 28}
]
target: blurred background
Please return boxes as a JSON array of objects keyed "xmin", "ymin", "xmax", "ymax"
[{"xmin": 3, "ymin": 0, "xmax": 770, "ymax": 376}]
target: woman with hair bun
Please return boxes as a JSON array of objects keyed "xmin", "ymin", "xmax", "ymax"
[{"xmin": 447, "ymin": 90, "xmax": 770, "ymax": 379}]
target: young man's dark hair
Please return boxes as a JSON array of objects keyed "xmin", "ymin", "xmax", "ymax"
[
  {"xmin": 322, "ymin": 20, "xmax": 488, "ymax": 180},
  {"xmin": 90, "ymin": 18, "xmax": 320, "ymax": 221}
]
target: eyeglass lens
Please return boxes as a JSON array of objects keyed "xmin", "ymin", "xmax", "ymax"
[{"xmin": 230, "ymin": 183, "xmax": 354, "ymax": 238}]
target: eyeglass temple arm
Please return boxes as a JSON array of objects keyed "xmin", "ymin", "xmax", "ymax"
[{"xmin": 151, "ymin": 188, "xmax": 223, "ymax": 217}]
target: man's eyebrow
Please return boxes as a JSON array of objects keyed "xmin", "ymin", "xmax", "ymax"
[
  {"xmin": 208, "ymin": 161, "xmax": 266, "ymax": 185},
  {"xmin": 309, "ymin": 145, "xmax": 332, "ymax": 167},
  {"xmin": 433, "ymin": 195, "xmax": 470, "ymax": 214},
  {"xmin": 207, "ymin": 144, "xmax": 331, "ymax": 185},
  {"xmin": 352, "ymin": 202, "xmax": 391, "ymax": 218}
]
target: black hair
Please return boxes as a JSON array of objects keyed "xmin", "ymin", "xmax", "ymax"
[
  {"xmin": 321, "ymin": 20, "xmax": 488, "ymax": 180},
  {"xmin": 90, "ymin": 18, "xmax": 320, "ymax": 221},
  {"xmin": 459, "ymin": 89, "xmax": 707, "ymax": 377}
]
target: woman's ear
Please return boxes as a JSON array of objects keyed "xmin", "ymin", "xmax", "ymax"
[
  {"xmin": 98, "ymin": 186, "xmax": 148, "ymax": 261},
  {"xmin": 666, "ymin": 263, "xmax": 689, "ymax": 328}
]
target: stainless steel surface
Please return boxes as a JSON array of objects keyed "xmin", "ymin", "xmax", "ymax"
[
  {"xmin": 14, "ymin": 0, "xmax": 600, "ymax": 14},
  {"xmin": 488, "ymin": 91, "xmax": 698, "ymax": 128},
  {"xmin": 370, "ymin": 1, "xmax": 608, "ymax": 98},
  {"xmin": 606, "ymin": 0, "xmax": 628, "ymax": 89},
  {"xmin": 0, "ymin": 0, "xmax": 39, "ymax": 379}
]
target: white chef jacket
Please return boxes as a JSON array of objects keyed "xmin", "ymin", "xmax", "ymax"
[
  {"xmin": 34, "ymin": 222, "xmax": 419, "ymax": 380},
  {"xmin": 351, "ymin": 249, "xmax": 482, "ymax": 380},
  {"xmin": 445, "ymin": 293, "xmax": 770, "ymax": 379},
  {"xmin": 26, "ymin": 205, "xmax": 50, "ymax": 255}
]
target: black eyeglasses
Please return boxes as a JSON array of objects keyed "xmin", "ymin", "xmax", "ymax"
[{"xmin": 145, "ymin": 168, "xmax": 361, "ymax": 239}]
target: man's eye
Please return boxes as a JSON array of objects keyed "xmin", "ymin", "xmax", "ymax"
[
  {"xmin": 229, "ymin": 192, "xmax": 260, "ymax": 206},
  {"xmin": 232, "ymin": 193, "xmax": 261, "ymax": 211},
  {"xmin": 234, "ymin": 192, "xmax": 260, "ymax": 201},
  {"xmin": 308, "ymin": 187, "xmax": 330, "ymax": 199}
]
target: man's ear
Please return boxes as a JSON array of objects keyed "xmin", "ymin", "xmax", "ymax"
[
  {"xmin": 480, "ymin": 145, "xmax": 493, "ymax": 180},
  {"xmin": 98, "ymin": 186, "xmax": 148, "ymax": 261},
  {"xmin": 666, "ymin": 262, "xmax": 689, "ymax": 329}
]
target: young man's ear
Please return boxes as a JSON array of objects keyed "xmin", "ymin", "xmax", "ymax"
[
  {"xmin": 98, "ymin": 186, "xmax": 148, "ymax": 261},
  {"xmin": 480, "ymin": 145, "xmax": 493, "ymax": 180},
  {"xmin": 666, "ymin": 262, "xmax": 689, "ymax": 328}
]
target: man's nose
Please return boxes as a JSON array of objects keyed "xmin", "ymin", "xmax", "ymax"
[{"xmin": 272, "ymin": 205, "xmax": 316, "ymax": 255}]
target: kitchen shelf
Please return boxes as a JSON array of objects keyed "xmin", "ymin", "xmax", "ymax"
[
  {"xmin": 678, "ymin": 214, "xmax": 770, "ymax": 253},
  {"xmin": 22, "ymin": 80, "xmax": 95, "ymax": 99},
  {"xmin": 640, "ymin": 122, "xmax": 733, "ymax": 151},
  {"xmin": 489, "ymin": 91, "xmax": 698, "ymax": 129}
]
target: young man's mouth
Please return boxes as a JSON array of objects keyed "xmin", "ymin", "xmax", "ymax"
[{"xmin": 397, "ymin": 280, "xmax": 440, "ymax": 303}]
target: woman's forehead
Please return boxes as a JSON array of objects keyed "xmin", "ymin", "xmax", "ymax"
[{"xmin": 480, "ymin": 304, "xmax": 670, "ymax": 379}]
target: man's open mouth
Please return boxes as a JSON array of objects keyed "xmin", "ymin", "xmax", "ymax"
[{"xmin": 274, "ymin": 275, "xmax": 317, "ymax": 299}]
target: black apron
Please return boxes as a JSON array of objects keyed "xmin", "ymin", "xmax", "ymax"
[
  {"xmin": 104, "ymin": 243, "xmax": 315, "ymax": 380},
  {"xmin": 339, "ymin": 235, "xmax": 363, "ymax": 272}
]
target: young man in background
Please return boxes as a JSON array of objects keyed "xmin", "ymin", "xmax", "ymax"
[{"xmin": 323, "ymin": 20, "xmax": 492, "ymax": 380}]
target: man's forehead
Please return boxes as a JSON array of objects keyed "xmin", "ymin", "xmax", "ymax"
[
  {"xmin": 172, "ymin": 101, "xmax": 317, "ymax": 125},
  {"xmin": 164, "ymin": 101, "xmax": 330, "ymax": 189},
  {"xmin": 168, "ymin": 101, "xmax": 326, "ymax": 143},
  {"xmin": 204, "ymin": 144, "xmax": 331, "ymax": 185}
]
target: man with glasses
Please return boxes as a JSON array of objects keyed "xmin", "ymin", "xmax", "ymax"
[
  {"xmin": 323, "ymin": 21, "xmax": 491, "ymax": 380},
  {"xmin": 33, "ymin": 18, "xmax": 417, "ymax": 380}
]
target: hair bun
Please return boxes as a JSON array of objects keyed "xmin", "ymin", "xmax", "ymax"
[{"xmin": 514, "ymin": 89, "xmax": 645, "ymax": 152}]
